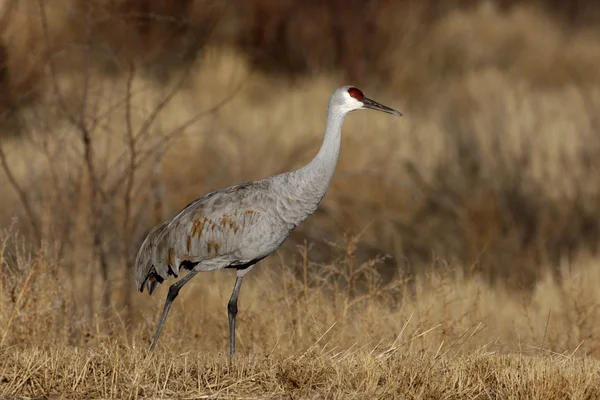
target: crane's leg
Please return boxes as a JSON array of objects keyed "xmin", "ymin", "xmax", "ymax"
[
  {"xmin": 227, "ymin": 275, "xmax": 243, "ymax": 360},
  {"xmin": 148, "ymin": 269, "xmax": 200, "ymax": 352},
  {"xmin": 228, "ymin": 265, "xmax": 254, "ymax": 360}
]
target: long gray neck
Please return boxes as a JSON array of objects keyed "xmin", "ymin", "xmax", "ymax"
[
  {"xmin": 301, "ymin": 106, "xmax": 345, "ymax": 188},
  {"xmin": 280, "ymin": 102, "xmax": 346, "ymax": 217}
]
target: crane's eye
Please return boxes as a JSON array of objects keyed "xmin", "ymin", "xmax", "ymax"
[{"xmin": 348, "ymin": 87, "xmax": 364, "ymax": 101}]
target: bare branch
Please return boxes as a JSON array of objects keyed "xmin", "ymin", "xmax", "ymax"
[
  {"xmin": 132, "ymin": 63, "xmax": 195, "ymax": 147},
  {"xmin": 121, "ymin": 62, "xmax": 137, "ymax": 325},
  {"xmin": 106, "ymin": 76, "xmax": 246, "ymax": 197},
  {"xmin": 135, "ymin": 77, "xmax": 247, "ymax": 170},
  {"xmin": 63, "ymin": 3, "xmax": 113, "ymax": 326},
  {"xmin": 0, "ymin": 140, "xmax": 41, "ymax": 244},
  {"xmin": 123, "ymin": 62, "xmax": 137, "ymax": 240}
]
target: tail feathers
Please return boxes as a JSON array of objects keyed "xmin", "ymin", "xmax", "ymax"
[
  {"xmin": 139, "ymin": 265, "xmax": 181, "ymax": 295},
  {"xmin": 134, "ymin": 221, "xmax": 187, "ymax": 295},
  {"xmin": 136, "ymin": 249, "xmax": 171, "ymax": 295},
  {"xmin": 143, "ymin": 266, "xmax": 164, "ymax": 295},
  {"xmin": 135, "ymin": 222, "xmax": 171, "ymax": 295},
  {"xmin": 138, "ymin": 263, "xmax": 183, "ymax": 294}
]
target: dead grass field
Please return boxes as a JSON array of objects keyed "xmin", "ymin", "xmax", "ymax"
[
  {"xmin": 4, "ymin": 235, "xmax": 600, "ymax": 398},
  {"xmin": 4, "ymin": 348, "xmax": 600, "ymax": 398},
  {"xmin": 2, "ymin": 2, "xmax": 600, "ymax": 398}
]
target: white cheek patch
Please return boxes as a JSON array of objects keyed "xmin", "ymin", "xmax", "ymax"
[{"xmin": 342, "ymin": 91, "xmax": 364, "ymax": 111}]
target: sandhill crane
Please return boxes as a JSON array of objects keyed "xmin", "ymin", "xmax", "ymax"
[{"xmin": 135, "ymin": 86, "xmax": 401, "ymax": 358}]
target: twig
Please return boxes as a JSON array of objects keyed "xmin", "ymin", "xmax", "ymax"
[
  {"xmin": 0, "ymin": 254, "xmax": 38, "ymax": 347},
  {"xmin": 121, "ymin": 62, "xmax": 137, "ymax": 326},
  {"xmin": 0, "ymin": 141, "xmax": 41, "ymax": 244},
  {"xmin": 72, "ymin": 4, "xmax": 112, "ymax": 327},
  {"xmin": 106, "ymin": 77, "xmax": 246, "ymax": 197},
  {"xmin": 302, "ymin": 240, "xmax": 309, "ymax": 301},
  {"xmin": 540, "ymin": 309, "xmax": 551, "ymax": 355},
  {"xmin": 132, "ymin": 61, "xmax": 195, "ymax": 147}
]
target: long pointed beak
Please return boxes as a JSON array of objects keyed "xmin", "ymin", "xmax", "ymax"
[{"xmin": 362, "ymin": 97, "xmax": 402, "ymax": 116}]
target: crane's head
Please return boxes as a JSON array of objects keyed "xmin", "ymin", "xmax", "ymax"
[{"xmin": 332, "ymin": 86, "xmax": 402, "ymax": 116}]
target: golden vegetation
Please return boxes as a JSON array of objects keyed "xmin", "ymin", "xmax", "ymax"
[
  {"xmin": 4, "ymin": 228, "xmax": 600, "ymax": 397},
  {"xmin": 1, "ymin": 1, "xmax": 600, "ymax": 398},
  {"xmin": 3, "ymin": 349, "xmax": 600, "ymax": 398}
]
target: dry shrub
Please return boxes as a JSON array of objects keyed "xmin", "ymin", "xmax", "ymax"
[
  {"xmin": 236, "ymin": 0, "xmax": 600, "ymax": 86},
  {"xmin": 2, "ymin": 0, "xmax": 599, "ymax": 120},
  {"xmin": 389, "ymin": 3, "xmax": 600, "ymax": 108},
  {"xmin": 0, "ymin": 222, "xmax": 67, "ymax": 345},
  {"xmin": 398, "ymin": 78, "xmax": 600, "ymax": 288},
  {"xmin": 0, "ymin": 0, "xmax": 228, "ymax": 121},
  {"xmin": 0, "ymin": 0, "xmax": 71, "ymax": 114},
  {"xmin": 66, "ymin": 0, "xmax": 227, "ymax": 74}
]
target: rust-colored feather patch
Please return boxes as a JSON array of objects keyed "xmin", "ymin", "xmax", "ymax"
[
  {"xmin": 191, "ymin": 218, "xmax": 203, "ymax": 238},
  {"xmin": 168, "ymin": 248, "xmax": 175, "ymax": 267},
  {"xmin": 206, "ymin": 240, "xmax": 222, "ymax": 255}
]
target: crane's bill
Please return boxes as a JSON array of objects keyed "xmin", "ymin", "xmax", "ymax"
[{"xmin": 362, "ymin": 97, "xmax": 402, "ymax": 116}]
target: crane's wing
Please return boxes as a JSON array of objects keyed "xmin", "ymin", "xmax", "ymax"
[{"xmin": 135, "ymin": 180, "xmax": 271, "ymax": 294}]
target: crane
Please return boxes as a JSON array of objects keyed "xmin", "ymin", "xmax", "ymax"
[{"xmin": 135, "ymin": 86, "xmax": 402, "ymax": 359}]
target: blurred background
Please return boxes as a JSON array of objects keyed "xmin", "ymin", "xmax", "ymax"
[{"xmin": 1, "ymin": 0, "xmax": 600, "ymax": 354}]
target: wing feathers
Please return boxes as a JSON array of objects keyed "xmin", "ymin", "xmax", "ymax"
[{"xmin": 134, "ymin": 180, "xmax": 269, "ymax": 295}]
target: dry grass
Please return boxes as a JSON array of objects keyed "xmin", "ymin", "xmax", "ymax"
[
  {"xmin": 3, "ymin": 227, "xmax": 600, "ymax": 398},
  {"xmin": 1, "ymin": 2, "xmax": 600, "ymax": 398},
  {"xmin": 3, "ymin": 348, "xmax": 600, "ymax": 399}
]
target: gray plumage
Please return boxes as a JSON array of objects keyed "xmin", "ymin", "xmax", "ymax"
[{"xmin": 135, "ymin": 85, "xmax": 401, "ymax": 358}]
